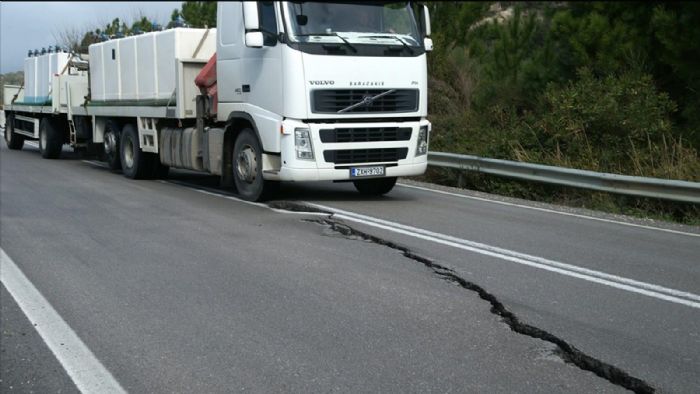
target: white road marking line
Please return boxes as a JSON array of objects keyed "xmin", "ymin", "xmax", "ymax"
[
  {"xmin": 331, "ymin": 210, "xmax": 700, "ymax": 309},
  {"xmin": 159, "ymin": 181, "xmax": 700, "ymax": 309},
  {"xmin": 1, "ymin": 248, "xmax": 127, "ymax": 394},
  {"xmin": 82, "ymin": 160, "xmax": 109, "ymax": 168},
  {"xmin": 305, "ymin": 203, "xmax": 700, "ymax": 305},
  {"xmin": 159, "ymin": 180, "xmax": 327, "ymax": 216},
  {"xmin": 398, "ymin": 183, "xmax": 700, "ymax": 238}
]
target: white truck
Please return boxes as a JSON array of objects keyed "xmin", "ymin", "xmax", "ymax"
[{"xmin": 3, "ymin": 2, "xmax": 432, "ymax": 201}]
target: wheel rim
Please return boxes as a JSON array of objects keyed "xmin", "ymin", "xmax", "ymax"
[
  {"xmin": 104, "ymin": 132, "xmax": 116, "ymax": 155},
  {"xmin": 123, "ymin": 136, "xmax": 134, "ymax": 169},
  {"xmin": 235, "ymin": 144, "xmax": 257, "ymax": 184}
]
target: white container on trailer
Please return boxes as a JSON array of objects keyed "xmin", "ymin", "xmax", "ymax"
[
  {"xmin": 24, "ymin": 52, "xmax": 70, "ymax": 104},
  {"xmin": 119, "ymin": 36, "xmax": 138, "ymax": 100},
  {"xmin": 36, "ymin": 55, "xmax": 48, "ymax": 102},
  {"xmin": 136, "ymin": 33, "xmax": 157, "ymax": 100},
  {"xmin": 89, "ymin": 28, "xmax": 216, "ymax": 103},
  {"xmin": 2, "ymin": 85, "xmax": 24, "ymax": 106},
  {"xmin": 23, "ymin": 57, "xmax": 37, "ymax": 103},
  {"xmin": 88, "ymin": 45, "xmax": 105, "ymax": 100},
  {"xmin": 102, "ymin": 40, "xmax": 121, "ymax": 101},
  {"xmin": 153, "ymin": 28, "xmax": 216, "ymax": 101},
  {"xmin": 33, "ymin": 52, "xmax": 69, "ymax": 104},
  {"xmin": 50, "ymin": 53, "xmax": 66, "ymax": 77}
]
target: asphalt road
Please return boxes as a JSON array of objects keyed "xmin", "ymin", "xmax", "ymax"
[{"xmin": 1, "ymin": 140, "xmax": 698, "ymax": 393}]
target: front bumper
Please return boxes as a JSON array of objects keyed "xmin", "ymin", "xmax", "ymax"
[
  {"xmin": 278, "ymin": 161, "xmax": 427, "ymax": 182},
  {"xmin": 271, "ymin": 118, "xmax": 430, "ymax": 182}
]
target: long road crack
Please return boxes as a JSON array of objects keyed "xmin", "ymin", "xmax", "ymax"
[{"xmin": 267, "ymin": 200, "xmax": 656, "ymax": 394}]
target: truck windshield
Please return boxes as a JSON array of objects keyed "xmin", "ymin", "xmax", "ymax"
[{"xmin": 284, "ymin": 2, "xmax": 421, "ymax": 46}]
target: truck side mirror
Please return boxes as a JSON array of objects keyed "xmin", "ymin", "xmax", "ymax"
[
  {"xmin": 243, "ymin": 1, "xmax": 260, "ymax": 30},
  {"xmin": 243, "ymin": 2, "xmax": 263, "ymax": 48},
  {"xmin": 422, "ymin": 5, "xmax": 431, "ymax": 37},
  {"xmin": 245, "ymin": 32, "xmax": 264, "ymax": 48},
  {"xmin": 421, "ymin": 5, "xmax": 432, "ymax": 52}
]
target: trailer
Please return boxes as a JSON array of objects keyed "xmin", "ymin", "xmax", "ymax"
[{"xmin": 3, "ymin": 1, "xmax": 433, "ymax": 201}]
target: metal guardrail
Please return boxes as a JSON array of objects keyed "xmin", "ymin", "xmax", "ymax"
[{"xmin": 428, "ymin": 152, "xmax": 700, "ymax": 204}]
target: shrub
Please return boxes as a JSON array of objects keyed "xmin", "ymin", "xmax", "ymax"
[{"xmin": 530, "ymin": 68, "xmax": 699, "ymax": 180}]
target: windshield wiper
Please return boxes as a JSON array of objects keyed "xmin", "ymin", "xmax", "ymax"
[
  {"xmin": 358, "ymin": 35, "xmax": 414, "ymax": 54},
  {"xmin": 295, "ymin": 33, "xmax": 357, "ymax": 53}
]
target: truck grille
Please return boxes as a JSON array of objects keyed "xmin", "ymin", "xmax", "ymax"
[
  {"xmin": 319, "ymin": 127, "xmax": 412, "ymax": 143},
  {"xmin": 323, "ymin": 148, "xmax": 408, "ymax": 164},
  {"xmin": 312, "ymin": 89, "xmax": 418, "ymax": 114}
]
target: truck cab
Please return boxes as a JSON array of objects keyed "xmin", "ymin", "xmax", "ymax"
[{"xmin": 217, "ymin": 1, "xmax": 432, "ymax": 198}]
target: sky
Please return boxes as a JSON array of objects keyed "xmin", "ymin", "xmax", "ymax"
[{"xmin": 1, "ymin": 1, "xmax": 183, "ymax": 73}]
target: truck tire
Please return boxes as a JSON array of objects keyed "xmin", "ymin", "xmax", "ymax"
[
  {"xmin": 103, "ymin": 121, "xmax": 122, "ymax": 170},
  {"xmin": 353, "ymin": 177, "xmax": 397, "ymax": 196},
  {"xmin": 4, "ymin": 113, "xmax": 25, "ymax": 150},
  {"xmin": 232, "ymin": 128, "xmax": 278, "ymax": 201},
  {"xmin": 39, "ymin": 117, "xmax": 63, "ymax": 159},
  {"xmin": 120, "ymin": 124, "xmax": 156, "ymax": 179}
]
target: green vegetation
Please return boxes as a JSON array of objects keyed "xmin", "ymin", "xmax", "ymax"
[
  {"xmin": 175, "ymin": 1, "xmax": 217, "ymax": 28},
  {"xmin": 425, "ymin": 2, "xmax": 700, "ymax": 223},
  {"xmin": 0, "ymin": 72, "xmax": 23, "ymax": 86}
]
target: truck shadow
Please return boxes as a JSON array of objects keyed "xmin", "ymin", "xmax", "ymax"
[
  {"xmin": 165, "ymin": 169, "xmax": 414, "ymax": 203},
  {"xmin": 73, "ymin": 162, "xmax": 412, "ymax": 203},
  {"xmin": 10, "ymin": 143, "xmax": 86, "ymax": 161}
]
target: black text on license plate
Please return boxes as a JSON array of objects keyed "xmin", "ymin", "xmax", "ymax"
[{"xmin": 350, "ymin": 166, "xmax": 385, "ymax": 177}]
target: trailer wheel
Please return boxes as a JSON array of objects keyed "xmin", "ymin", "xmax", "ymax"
[
  {"xmin": 232, "ymin": 128, "xmax": 278, "ymax": 201},
  {"xmin": 39, "ymin": 118, "xmax": 63, "ymax": 159},
  {"xmin": 353, "ymin": 177, "xmax": 397, "ymax": 196},
  {"xmin": 120, "ymin": 124, "xmax": 156, "ymax": 179},
  {"xmin": 4, "ymin": 113, "xmax": 25, "ymax": 150},
  {"xmin": 103, "ymin": 121, "xmax": 122, "ymax": 170}
]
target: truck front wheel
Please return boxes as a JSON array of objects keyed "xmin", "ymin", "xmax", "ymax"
[
  {"xmin": 120, "ymin": 124, "xmax": 156, "ymax": 179},
  {"xmin": 353, "ymin": 177, "xmax": 397, "ymax": 196},
  {"xmin": 4, "ymin": 113, "xmax": 25, "ymax": 150},
  {"xmin": 232, "ymin": 128, "xmax": 278, "ymax": 201},
  {"xmin": 39, "ymin": 117, "xmax": 63, "ymax": 159}
]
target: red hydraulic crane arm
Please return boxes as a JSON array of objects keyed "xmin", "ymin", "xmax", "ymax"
[{"xmin": 194, "ymin": 53, "xmax": 218, "ymax": 115}]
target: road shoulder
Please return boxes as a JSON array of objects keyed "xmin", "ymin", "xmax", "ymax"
[{"xmin": 1, "ymin": 284, "xmax": 79, "ymax": 393}]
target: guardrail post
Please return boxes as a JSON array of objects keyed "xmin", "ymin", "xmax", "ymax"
[{"xmin": 457, "ymin": 172, "xmax": 466, "ymax": 189}]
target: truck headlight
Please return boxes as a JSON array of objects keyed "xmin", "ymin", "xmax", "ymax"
[
  {"xmin": 295, "ymin": 128, "xmax": 314, "ymax": 160},
  {"xmin": 416, "ymin": 125, "xmax": 428, "ymax": 156}
]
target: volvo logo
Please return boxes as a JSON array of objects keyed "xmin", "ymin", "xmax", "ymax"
[
  {"xmin": 309, "ymin": 80, "xmax": 335, "ymax": 85},
  {"xmin": 360, "ymin": 95, "xmax": 374, "ymax": 106}
]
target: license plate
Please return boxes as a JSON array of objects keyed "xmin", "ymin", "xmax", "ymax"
[{"xmin": 350, "ymin": 166, "xmax": 385, "ymax": 178}]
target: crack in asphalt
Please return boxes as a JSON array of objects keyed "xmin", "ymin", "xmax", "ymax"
[{"xmin": 268, "ymin": 201, "xmax": 656, "ymax": 394}]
